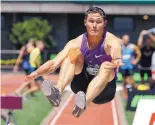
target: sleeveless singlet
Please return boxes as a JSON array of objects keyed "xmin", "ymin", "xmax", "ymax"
[
  {"xmin": 120, "ymin": 44, "xmax": 134, "ymax": 70},
  {"xmin": 80, "ymin": 31, "xmax": 112, "ymax": 75}
]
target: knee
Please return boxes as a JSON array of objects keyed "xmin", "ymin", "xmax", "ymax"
[{"xmin": 68, "ymin": 48, "xmax": 81, "ymax": 64}]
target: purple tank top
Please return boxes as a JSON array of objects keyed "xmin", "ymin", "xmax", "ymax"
[{"xmin": 80, "ymin": 31, "xmax": 112, "ymax": 75}]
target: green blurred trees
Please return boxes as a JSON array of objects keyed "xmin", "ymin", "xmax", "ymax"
[{"xmin": 9, "ymin": 18, "xmax": 56, "ymax": 48}]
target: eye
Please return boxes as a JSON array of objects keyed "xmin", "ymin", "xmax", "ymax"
[
  {"xmin": 96, "ymin": 20, "xmax": 102, "ymax": 24},
  {"xmin": 89, "ymin": 20, "xmax": 94, "ymax": 23}
]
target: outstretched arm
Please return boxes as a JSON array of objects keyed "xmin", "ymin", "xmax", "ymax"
[
  {"xmin": 107, "ymin": 36, "xmax": 124, "ymax": 71},
  {"xmin": 137, "ymin": 30, "xmax": 148, "ymax": 48},
  {"xmin": 26, "ymin": 40, "xmax": 77, "ymax": 81}
]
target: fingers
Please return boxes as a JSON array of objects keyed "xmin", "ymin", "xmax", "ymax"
[
  {"xmin": 24, "ymin": 75, "xmax": 33, "ymax": 82},
  {"xmin": 116, "ymin": 61, "xmax": 124, "ymax": 72},
  {"xmin": 112, "ymin": 59, "xmax": 124, "ymax": 72},
  {"xmin": 103, "ymin": 62, "xmax": 116, "ymax": 69}
]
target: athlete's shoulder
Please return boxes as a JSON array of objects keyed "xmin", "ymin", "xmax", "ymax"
[
  {"xmin": 105, "ymin": 32, "xmax": 122, "ymax": 45},
  {"xmin": 74, "ymin": 34, "xmax": 83, "ymax": 42},
  {"xmin": 68, "ymin": 34, "xmax": 84, "ymax": 47},
  {"xmin": 106, "ymin": 32, "xmax": 119, "ymax": 39}
]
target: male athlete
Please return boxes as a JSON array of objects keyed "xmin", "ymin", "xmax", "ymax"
[
  {"xmin": 26, "ymin": 7, "xmax": 123, "ymax": 118},
  {"xmin": 120, "ymin": 34, "xmax": 141, "ymax": 99}
]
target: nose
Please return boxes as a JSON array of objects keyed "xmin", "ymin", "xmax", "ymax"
[{"xmin": 93, "ymin": 22, "xmax": 97, "ymax": 29}]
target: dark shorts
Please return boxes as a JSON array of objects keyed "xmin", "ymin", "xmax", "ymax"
[
  {"xmin": 120, "ymin": 69, "xmax": 134, "ymax": 77},
  {"xmin": 71, "ymin": 65, "xmax": 116, "ymax": 104},
  {"xmin": 29, "ymin": 67, "xmax": 43, "ymax": 82},
  {"xmin": 140, "ymin": 69, "xmax": 152, "ymax": 78},
  {"xmin": 24, "ymin": 69, "xmax": 30, "ymax": 75}
]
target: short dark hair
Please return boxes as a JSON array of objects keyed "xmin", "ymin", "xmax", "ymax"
[{"xmin": 85, "ymin": 7, "xmax": 106, "ymax": 20}]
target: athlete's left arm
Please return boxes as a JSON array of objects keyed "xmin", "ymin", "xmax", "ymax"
[
  {"xmin": 106, "ymin": 36, "xmax": 124, "ymax": 71},
  {"xmin": 106, "ymin": 36, "xmax": 122, "ymax": 61},
  {"xmin": 131, "ymin": 44, "xmax": 141, "ymax": 65}
]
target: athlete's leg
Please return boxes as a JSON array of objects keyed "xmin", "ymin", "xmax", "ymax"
[
  {"xmin": 15, "ymin": 80, "xmax": 35, "ymax": 95},
  {"xmin": 23, "ymin": 78, "xmax": 43, "ymax": 96},
  {"xmin": 23, "ymin": 83, "xmax": 40, "ymax": 96},
  {"xmin": 122, "ymin": 76, "xmax": 128, "ymax": 99},
  {"xmin": 126, "ymin": 69, "xmax": 137, "ymax": 88},
  {"xmin": 56, "ymin": 57, "xmax": 76, "ymax": 94},
  {"xmin": 140, "ymin": 69, "xmax": 145, "ymax": 84},
  {"xmin": 41, "ymin": 49, "xmax": 83, "ymax": 106},
  {"xmin": 72, "ymin": 62, "xmax": 115, "ymax": 117},
  {"xmin": 85, "ymin": 62, "xmax": 115, "ymax": 105}
]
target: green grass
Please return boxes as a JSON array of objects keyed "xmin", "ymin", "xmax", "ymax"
[
  {"xmin": 117, "ymin": 72, "xmax": 148, "ymax": 83},
  {"xmin": 1, "ymin": 92, "xmax": 52, "ymax": 125}
]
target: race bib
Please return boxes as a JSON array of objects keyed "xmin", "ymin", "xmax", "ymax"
[
  {"xmin": 86, "ymin": 67, "xmax": 99, "ymax": 76},
  {"xmin": 123, "ymin": 54, "xmax": 131, "ymax": 60}
]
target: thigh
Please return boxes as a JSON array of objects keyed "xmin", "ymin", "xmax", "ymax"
[
  {"xmin": 127, "ymin": 69, "xmax": 134, "ymax": 76},
  {"xmin": 92, "ymin": 78, "xmax": 116, "ymax": 104},
  {"xmin": 120, "ymin": 69, "xmax": 127, "ymax": 77},
  {"xmin": 24, "ymin": 69, "xmax": 29, "ymax": 75}
]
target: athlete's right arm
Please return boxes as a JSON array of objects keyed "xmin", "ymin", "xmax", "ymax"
[
  {"xmin": 26, "ymin": 39, "xmax": 78, "ymax": 81},
  {"xmin": 13, "ymin": 46, "xmax": 25, "ymax": 72},
  {"xmin": 137, "ymin": 30, "xmax": 148, "ymax": 48}
]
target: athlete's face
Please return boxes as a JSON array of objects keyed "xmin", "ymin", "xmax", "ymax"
[
  {"xmin": 85, "ymin": 13, "xmax": 106, "ymax": 36},
  {"xmin": 122, "ymin": 35, "xmax": 130, "ymax": 46}
]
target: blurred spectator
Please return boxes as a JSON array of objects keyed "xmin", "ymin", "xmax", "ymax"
[
  {"xmin": 120, "ymin": 34, "xmax": 141, "ymax": 99},
  {"xmin": 15, "ymin": 40, "xmax": 45, "ymax": 98},
  {"xmin": 13, "ymin": 39, "xmax": 35, "ymax": 73},
  {"xmin": 137, "ymin": 30, "xmax": 155, "ymax": 84},
  {"xmin": 13, "ymin": 39, "xmax": 35, "ymax": 96}
]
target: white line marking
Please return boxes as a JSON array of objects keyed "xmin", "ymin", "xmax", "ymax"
[
  {"xmin": 50, "ymin": 92, "xmax": 73, "ymax": 125},
  {"xmin": 111, "ymin": 99, "xmax": 118, "ymax": 125}
]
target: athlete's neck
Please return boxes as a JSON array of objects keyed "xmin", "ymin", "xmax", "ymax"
[{"xmin": 87, "ymin": 34, "xmax": 103, "ymax": 49}]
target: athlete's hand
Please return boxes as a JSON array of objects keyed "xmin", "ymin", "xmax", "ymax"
[
  {"xmin": 68, "ymin": 48, "xmax": 82, "ymax": 64},
  {"xmin": 140, "ymin": 30, "xmax": 148, "ymax": 36},
  {"xmin": 131, "ymin": 59, "xmax": 138, "ymax": 65},
  {"xmin": 25, "ymin": 71, "xmax": 38, "ymax": 81},
  {"xmin": 103, "ymin": 61, "xmax": 116, "ymax": 69},
  {"xmin": 13, "ymin": 65, "xmax": 19, "ymax": 72},
  {"xmin": 112, "ymin": 59, "xmax": 124, "ymax": 72}
]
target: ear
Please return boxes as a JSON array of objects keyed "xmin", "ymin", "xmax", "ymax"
[
  {"xmin": 104, "ymin": 20, "xmax": 107, "ymax": 27},
  {"xmin": 84, "ymin": 19, "xmax": 86, "ymax": 26}
]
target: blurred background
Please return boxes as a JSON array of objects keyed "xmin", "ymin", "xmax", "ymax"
[{"xmin": 1, "ymin": 1, "xmax": 155, "ymax": 125}]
